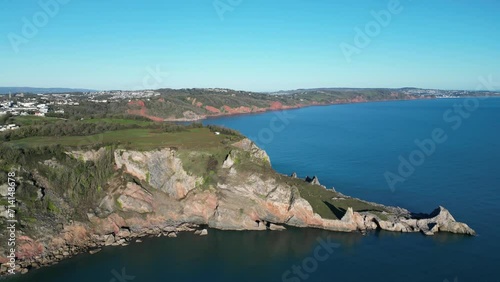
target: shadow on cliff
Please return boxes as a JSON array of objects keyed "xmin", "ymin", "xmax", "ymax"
[{"xmin": 323, "ymin": 201, "xmax": 346, "ymax": 219}]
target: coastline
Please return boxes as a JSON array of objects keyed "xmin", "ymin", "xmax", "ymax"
[
  {"xmin": 6, "ymin": 97, "xmax": 496, "ymax": 278},
  {"xmin": 192, "ymin": 95, "xmax": 499, "ymax": 122},
  {"xmin": 0, "ymin": 137, "xmax": 475, "ymax": 278},
  {"xmin": 142, "ymin": 96, "xmax": 433, "ymax": 123}
]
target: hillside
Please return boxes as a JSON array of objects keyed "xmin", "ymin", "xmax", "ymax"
[{"xmin": 51, "ymin": 88, "xmax": 422, "ymax": 122}]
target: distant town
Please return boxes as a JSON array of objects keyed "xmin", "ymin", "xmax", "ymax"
[{"xmin": 0, "ymin": 87, "xmax": 499, "ymax": 132}]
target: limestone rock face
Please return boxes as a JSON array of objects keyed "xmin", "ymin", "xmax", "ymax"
[
  {"xmin": 114, "ymin": 149, "xmax": 201, "ymax": 200},
  {"xmin": 415, "ymin": 206, "xmax": 475, "ymax": 236},
  {"xmin": 67, "ymin": 148, "xmax": 107, "ymax": 162},
  {"xmin": 311, "ymin": 177, "xmax": 320, "ymax": 186},
  {"xmin": 374, "ymin": 206, "xmax": 475, "ymax": 236},
  {"xmin": 0, "ymin": 142, "xmax": 476, "ymax": 276},
  {"xmin": 0, "ymin": 184, "xmax": 8, "ymax": 197},
  {"xmin": 222, "ymin": 152, "xmax": 235, "ymax": 169},
  {"xmin": 232, "ymin": 138, "xmax": 270, "ymax": 165},
  {"xmin": 116, "ymin": 183, "xmax": 154, "ymax": 214},
  {"xmin": 306, "ymin": 176, "xmax": 320, "ymax": 185}
]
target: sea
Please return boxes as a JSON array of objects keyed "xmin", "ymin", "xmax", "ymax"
[{"xmin": 8, "ymin": 98, "xmax": 500, "ymax": 282}]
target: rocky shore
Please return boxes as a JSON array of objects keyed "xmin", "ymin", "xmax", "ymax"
[{"xmin": 0, "ymin": 138, "xmax": 475, "ymax": 277}]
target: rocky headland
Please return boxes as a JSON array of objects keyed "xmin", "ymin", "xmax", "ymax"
[{"xmin": 0, "ymin": 138, "xmax": 475, "ymax": 276}]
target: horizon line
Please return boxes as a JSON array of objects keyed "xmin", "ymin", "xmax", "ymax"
[{"xmin": 1, "ymin": 86, "xmax": 498, "ymax": 94}]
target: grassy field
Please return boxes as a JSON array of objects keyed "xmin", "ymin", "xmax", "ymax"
[
  {"xmin": 11, "ymin": 116, "xmax": 154, "ymax": 127},
  {"xmin": 289, "ymin": 177, "xmax": 389, "ymax": 220},
  {"xmin": 8, "ymin": 128, "xmax": 240, "ymax": 150},
  {"xmin": 81, "ymin": 118, "xmax": 154, "ymax": 126},
  {"xmin": 12, "ymin": 116, "xmax": 62, "ymax": 126}
]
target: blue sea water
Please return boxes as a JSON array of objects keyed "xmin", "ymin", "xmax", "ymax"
[{"xmin": 9, "ymin": 98, "xmax": 500, "ymax": 282}]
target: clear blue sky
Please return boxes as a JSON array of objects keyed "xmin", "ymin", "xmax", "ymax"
[{"xmin": 1, "ymin": 0, "xmax": 499, "ymax": 91}]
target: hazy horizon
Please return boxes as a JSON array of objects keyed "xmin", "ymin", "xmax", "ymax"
[{"xmin": 0, "ymin": 85, "xmax": 499, "ymax": 94}]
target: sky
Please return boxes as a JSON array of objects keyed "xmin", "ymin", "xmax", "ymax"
[{"xmin": 0, "ymin": 0, "xmax": 499, "ymax": 92}]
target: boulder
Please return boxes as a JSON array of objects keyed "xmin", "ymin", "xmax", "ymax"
[
  {"xmin": 89, "ymin": 249, "xmax": 101, "ymax": 255},
  {"xmin": 305, "ymin": 176, "xmax": 320, "ymax": 185},
  {"xmin": 268, "ymin": 224, "xmax": 286, "ymax": 231},
  {"xmin": 0, "ymin": 184, "xmax": 8, "ymax": 197},
  {"xmin": 222, "ymin": 153, "xmax": 235, "ymax": 168},
  {"xmin": 232, "ymin": 138, "xmax": 271, "ymax": 165},
  {"xmin": 103, "ymin": 234, "xmax": 115, "ymax": 246}
]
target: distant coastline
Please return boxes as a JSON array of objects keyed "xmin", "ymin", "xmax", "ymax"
[{"xmin": 153, "ymin": 96, "xmax": 431, "ymax": 122}]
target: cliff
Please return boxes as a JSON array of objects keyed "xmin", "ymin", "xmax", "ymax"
[
  {"xmin": 126, "ymin": 88, "xmax": 424, "ymax": 122},
  {"xmin": 0, "ymin": 138, "xmax": 475, "ymax": 276}
]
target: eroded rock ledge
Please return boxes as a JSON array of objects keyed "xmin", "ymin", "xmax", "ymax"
[{"xmin": 0, "ymin": 139, "xmax": 475, "ymax": 276}]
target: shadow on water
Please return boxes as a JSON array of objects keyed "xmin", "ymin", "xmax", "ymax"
[
  {"xmin": 5, "ymin": 228, "xmax": 367, "ymax": 282},
  {"xmin": 4, "ymin": 227, "xmax": 476, "ymax": 282}
]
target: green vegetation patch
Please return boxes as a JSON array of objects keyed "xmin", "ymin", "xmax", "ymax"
[
  {"xmin": 177, "ymin": 146, "xmax": 232, "ymax": 190},
  {"xmin": 8, "ymin": 127, "xmax": 242, "ymax": 151},
  {"xmin": 81, "ymin": 118, "xmax": 154, "ymax": 127},
  {"xmin": 281, "ymin": 177, "xmax": 389, "ymax": 220},
  {"xmin": 12, "ymin": 116, "xmax": 62, "ymax": 126}
]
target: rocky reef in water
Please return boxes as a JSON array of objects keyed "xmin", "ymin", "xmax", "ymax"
[{"xmin": 0, "ymin": 139, "xmax": 475, "ymax": 276}]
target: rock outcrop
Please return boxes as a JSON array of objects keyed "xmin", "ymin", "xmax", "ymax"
[
  {"xmin": 0, "ymin": 138, "xmax": 475, "ymax": 276},
  {"xmin": 305, "ymin": 176, "xmax": 321, "ymax": 185},
  {"xmin": 114, "ymin": 149, "xmax": 201, "ymax": 200},
  {"xmin": 231, "ymin": 138, "xmax": 271, "ymax": 165}
]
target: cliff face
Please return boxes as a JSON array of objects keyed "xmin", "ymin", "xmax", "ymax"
[
  {"xmin": 114, "ymin": 149, "xmax": 200, "ymax": 200},
  {"xmin": 108, "ymin": 142, "xmax": 358, "ymax": 232},
  {"xmin": 127, "ymin": 93, "xmax": 424, "ymax": 122},
  {"xmin": 0, "ymin": 139, "xmax": 475, "ymax": 275}
]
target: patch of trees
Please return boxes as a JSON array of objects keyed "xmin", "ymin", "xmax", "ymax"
[
  {"xmin": 0, "ymin": 143, "xmax": 116, "ymax": 218},
  {"xmin": 0, "ymin": 121, "xmax": 139, "ymax": 141},
  {"xmin": 37, "ymin": 147, "xmax": 115, "ymax": 208},
  {"xmin": 54, "ymin": 101, "xmax": 128, "ymax": 119},
  {"xmin": 206, "ymin": 125, "xmax": 242, "ymax": 137},
  {"xmin": 0, "ymin": 143, "xmax": 66, "ymax": 168},
  {"xmin": 0, "ymin": 113, "xmax": 13, "ymax": 125},
  {"xmin": 159, "ymin": 122, "xmax": 203, "ymax": 133}
]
